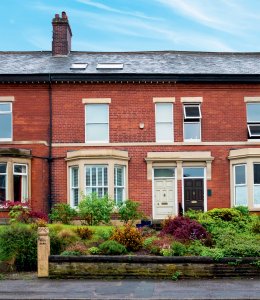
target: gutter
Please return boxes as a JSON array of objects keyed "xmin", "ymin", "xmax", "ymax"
[{"xmin": 1, "ymin": 73, "xmax": 260, "ymax": 83}]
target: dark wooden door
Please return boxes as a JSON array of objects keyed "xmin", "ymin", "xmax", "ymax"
[{"xmin": 184, "ymin": 179, "xmax": 204, "ymax": 211}]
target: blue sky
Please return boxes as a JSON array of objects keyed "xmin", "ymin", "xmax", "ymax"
[{"xmin": 1, "ymin": 0, "xmax": 260, "ymax": 52}]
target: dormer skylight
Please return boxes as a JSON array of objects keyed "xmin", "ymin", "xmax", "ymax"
[
  {"xmin": 70, "ymin": 63, "xmax": 88, "ymax": 70},
  {"xmin": 96, "ymin": 63, "xmax": 124, "ymax": 70}
]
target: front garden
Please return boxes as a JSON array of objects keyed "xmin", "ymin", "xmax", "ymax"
[{"xmin": 0, "ymin": 195, "xmax": 259, "ymax": 273}]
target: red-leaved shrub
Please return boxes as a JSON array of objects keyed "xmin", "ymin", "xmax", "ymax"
[{"xmin": 160, "ymin": 216, "xmax": 211, "ymax": 244}]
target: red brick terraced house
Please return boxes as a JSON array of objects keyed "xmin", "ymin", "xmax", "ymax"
[{"xmin": 0, "ymin": 12, "xmax": 260, "ymax": 222}]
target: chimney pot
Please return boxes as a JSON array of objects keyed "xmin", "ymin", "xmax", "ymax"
[
  {"xmin": 52, "ymin": 11, "xmax": 72, "ymax": 56},
  {"xmin": 62, "ymin": 11, "xmax": 67, "ymax": 19}
]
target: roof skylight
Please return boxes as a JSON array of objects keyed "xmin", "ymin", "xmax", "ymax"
[
  {"xmin": 96, "ymin": 63, "xmax": 124, "ymax": 70},
  {"xmin": 70, "ymin": 63, "xmax": 88, "ymax": 70}
]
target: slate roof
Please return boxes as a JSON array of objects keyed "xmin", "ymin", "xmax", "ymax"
[{"xmin": 1, "ymin": 51, "xmax": 260, "ymax": 75}]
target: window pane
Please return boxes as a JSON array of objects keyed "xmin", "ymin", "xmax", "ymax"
[
  {"xmin": 72, "ymin": 168, "xmax": 78, "ymax": 187},
  {"xmin": 254, "ymin": 185, "xmax": 260, "ymax": 205},
  {"xmin": 104, "ymin": 167, "xmax": 108, "ymax": 186},
  {"xmin": 86, "ymin": 168, "xmax": 90, "ymax": 186},
  {"xmin": 0, "ymin": 164, "xmax": 6, "ymax": 173},
  {"xmin": 235, "ymin": 186, "xmax": 247, "ymax": 206},
  {"xmin": 184, "ymin": 105, "xmax": 200, "ymax": 118},
  {"xmin": 0, "ymin": 114, "xmax": 12, "ymax": 139},
  {"xmin": 14, "ymin": 164, "xmax": 27, "ymax": 174},
  {"xmin": 156, "ymin": 103, "xmax": 172, "ymax": 122},
  {"xmin": 235, "ymin": 165, "xmax": 246, "ymax": 185},
  {"xmin": 98, "ymin": 167, "xmax": 103, "ymax": 186},
  {"xmin": 184, "ymin": 123, "xmax": 200, "ymax": 140},
  {"xmin": 248, "ymin": 125, "xmax": 260, "ymax": 136},
  {"xmin": 92, "ymin": 167, "xmax": 96, "ymax": 186},
  {"xmin": 72, "ymin": 189, "xmax": 79, "ymax": 206},
  {"xmin": 115, "ymin": 166, "xmax": 124, "ymax": 186},
  {"xmin": 13, "ymin": 174, "xmax": 28, "ymax": 202},
  {"xmin": 154, "ymin": 168, "xmax": 175, "ymax": 178},
  {"xmin": 0, "ymin": 103, "xmax": 11, "ymax": 112},
  {"xmin": 247, "ymin": 103, "xmax": 260, "ymax": 122},
  {"xmin": 86, "ymin": 104, "xmax": 108, "ymax": 123},
  {"xmin": 0, "ymin": 175, "xmax": 6, "ymax": 202},
  {"xmin": 183, "ymin": 167, "xmax": 204, "ymax": 178},
  {"xmin": 254, "ymin": 164, "xmax": 260, "ymax": 184},
  {"xmin": 86, "ymin": 123, "xmax": 108, "ymax": 142},
  {"xmin": 156, "ymin": 123, "xmax": 173, "ymax": 141}
]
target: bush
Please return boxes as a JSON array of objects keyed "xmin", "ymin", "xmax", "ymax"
[
  {"xmin": 96, "ymin": 228, "xmax": 113, "ymax": 241},
  {"xmin": 88, "ymin": 247, "xmax": 100, "ymax": 255},
  {"xmin": 0, "ymin": 224, "xmax": 37, "ymax": 271},
  {"xmin": 99, "ymin": 240, "xmax": 127, "ymax": 255},
  {"xmin": 111, "ymin": 225, "xmax": 143, "ymax": 251},
  {"xmin": 149, "ymin": 235, "xmax": 174, "ymax": 255},
  {"xmin": 74, "ymin": 227, "xmax": 93, "ymax": 240},
  {"xmin": 161, "ymin": 216, "xmax": 211, "ymax": 244},
  {"xmin": 49, "ymin": 229, "xmax": 65, "ymax": 255},
  {"xmin": 8, "ymin": 204, "xmax": 48, "ymax": 224},
  {"xmin": 171, "ymin": 242, "xmax": 187, "ymax": 256},
  {"xmin": 78, "ymin": 193, "xmax": 114, "ymax": 225},
  {"xmin": 118, "ymin": 200, "xmax": 143, "ymax": 225},
  {"xmin": 61, "ymin": 251, "xmax": 83, "ymax": 256},
  {"xmin": 143, "ymin": 236, "xmax": 158, "ymax": 249},
  {"xmin": 62, "ymin": 242, "xmax": 88, "ymax": 255},
  {"xmin": 206, "ymin": 208, "xmax": 242, "ymax": 222},
  {"xmin": 49, "ymin": 203, "xmax": 77, "ymax": 224}
]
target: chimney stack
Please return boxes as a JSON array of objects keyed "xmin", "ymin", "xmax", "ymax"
[{"xmin": 52, "ymin": 12, "xmax": 72, "ymax": 56}]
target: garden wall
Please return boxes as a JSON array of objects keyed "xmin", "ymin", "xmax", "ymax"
[{"xmin": 49, "ymin": 255, "xmax": 260, "ymax": 279}]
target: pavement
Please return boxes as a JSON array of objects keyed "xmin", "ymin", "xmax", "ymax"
[{"xmin": 0, "ymin": 278, "xmax": 259, "ymax": 300}]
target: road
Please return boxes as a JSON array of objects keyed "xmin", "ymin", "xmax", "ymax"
[{"xmin": 0, "ymin": 278, "xmax": 259, "ymax": 299}]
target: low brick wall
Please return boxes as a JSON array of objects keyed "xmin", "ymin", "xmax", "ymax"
[{"xmin": 49, "ymin": 256, "xmax": 260, "ymax": 279}]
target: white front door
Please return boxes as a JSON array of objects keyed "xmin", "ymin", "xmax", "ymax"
[{"xmin": 154, "ymin": 177, "xmax": 175, "ymax": 220}]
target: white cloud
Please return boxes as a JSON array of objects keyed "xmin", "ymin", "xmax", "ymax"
[{"xmin": 76, "ymin": 0, "xmax": 161, "ymax": 20}]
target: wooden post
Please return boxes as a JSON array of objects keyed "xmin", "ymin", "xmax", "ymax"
[{"xmin": 37, "ymin": 227, "xmax": 50, "ymax": 277}]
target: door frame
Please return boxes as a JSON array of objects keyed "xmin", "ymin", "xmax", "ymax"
[
  {"xmin": 182, "ymin": 167, "xmax": 207, "ymax": 213},
  {"xmin": 152, "ymin": 167, "xmax": 177, "ymax": 220}
]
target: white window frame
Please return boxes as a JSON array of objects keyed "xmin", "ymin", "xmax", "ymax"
[
  {"xmin": 183, "ymin": 104, "xmax": 201, "ymax": 142},
  {"xmin": 233, "ymin": 164, "xmax": 248, "ymax": 207},
  {"xmin": 85, "ymin": 165, "xmax": 108, "ymax": 197},
  {"xmin": 253, "ymin": 163, "xmax": 260, "ymax": 208},
  {"xmin": 0, "ymin": 163, "xmax": 7, "ymax": 202},
  {"xmin": 155, "ymin": 103, "xmax": 174, "ymax": 142},
  {"xmin": 0, "ymin": 102, "xmax": 12, "ymax": 141},
  {"xmin": 114, "ymin": 165, "xmax": 125, "ymax": 206},
  {"xmin": 85, "ymin": 104, "xmax": 109, "ymax": 143},
  {"xmin": 183, "ymin": 104, "xmax": 201, "ymax": 119},
  {"xmin": 70, "ymin": 166, "xmax": 79, "ymax": 207},
  {"xmin": 13, "ymin": 163, "xmax": 28, "ymax": 203}
]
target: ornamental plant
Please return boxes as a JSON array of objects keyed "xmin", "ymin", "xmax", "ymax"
[
  {"xmin": 8, "ymin": 204, "xmax": 48, "ymax": 224},
  {"xmin": 161, "ymin": 216, "xmax": 211, "ymax": 244},
  {"xmin": 111, "ymin": 224, "xmax": 143, "ymax": 251},
  {"xmin": 118, "ymin": 199, "xmax": 143, "ymax": 225},
  {"xmin": 99, "ymin": 240, "xmax": 127, "ymax": 255},
  {"xmin": 49, "ymin": 203, "xmax": 77, "ymax": 224},
  {"xmin": 78, "ymin": 193, "xmax": 114, "ymax": 225}
]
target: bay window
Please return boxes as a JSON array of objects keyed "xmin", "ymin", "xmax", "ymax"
[
  {"xmin": 234, "ymin": 164, "xmax": 247, "ymax": 206},
  {"xmin": 70, "ymin": 166, "xmax": 79, "ymax": 207},
  {"xmin": 85, "ymin": 165, "xmax": 108, "ymax": 197},
  {"xmin": 0, "ymin": 163, "xmax": 7, "ymax": 202},
  {"xmin": 114, "ymin": 165, "xmax": 125, "ymax": 205}
]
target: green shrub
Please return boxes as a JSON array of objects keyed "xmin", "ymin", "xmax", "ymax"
[
  {"xmin": 251, "ymin": 217, "xmax": 260, "ymax": 234},
  {"xmin": 0, "ymin": 224, "xmax": 37, "ymax": 271},
  {"xmin": 88, "ymin": 247, "xmax": 100, "ymax": 255},
  {"xmin": 61, "ymin": 250, "xmax": 83, "ymax": 256},
  {"xmin": 111, "ymin": 225, "xmax": 143, "ymax": 251},
  {"xmin": 78, "ymin": 193, "xmax": 114, "ymax": 225},
  {"xmin": 160, "ymin": 248, "xmax": 173, "ymax": 256},
  {"xmin": 49, "ymin": 229, "xmax": 65, "ymax": 255},
  {"xmin": 49, "ymin": 203, "xmax": 77, "ymax": 224},
  {"xmin": 234, "ymin": 206, "xmax": 250, "ymax": 216},
  {"xmin": 143, "ymin": 236, "xmax": 157, "ymax": 249},
  {"xmin": 206, "ymin": 208, "xmax": 242, "ymax": 222},
  {"xmin": 171, "ymin": 242, "xmax": 187, "ymax": 256},
  {"xmin": 118, "ymin": 200, "xmax": 143, "ymax": 225},
  {"xmin": 96, "ymin": 228, "xmax": 113, "ymax": 241},
  {"xmin": 99, "ymin": 240, "xmax": 127, "ymax": 255},
  {"xmin": 74, "ymin": 227, "xmax": 93, "ymax": 240}
]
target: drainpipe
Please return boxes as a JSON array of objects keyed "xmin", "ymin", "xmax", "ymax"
[{"xmin": 48, "ymin": 74, "xmax": 53, "ymax": 213}]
